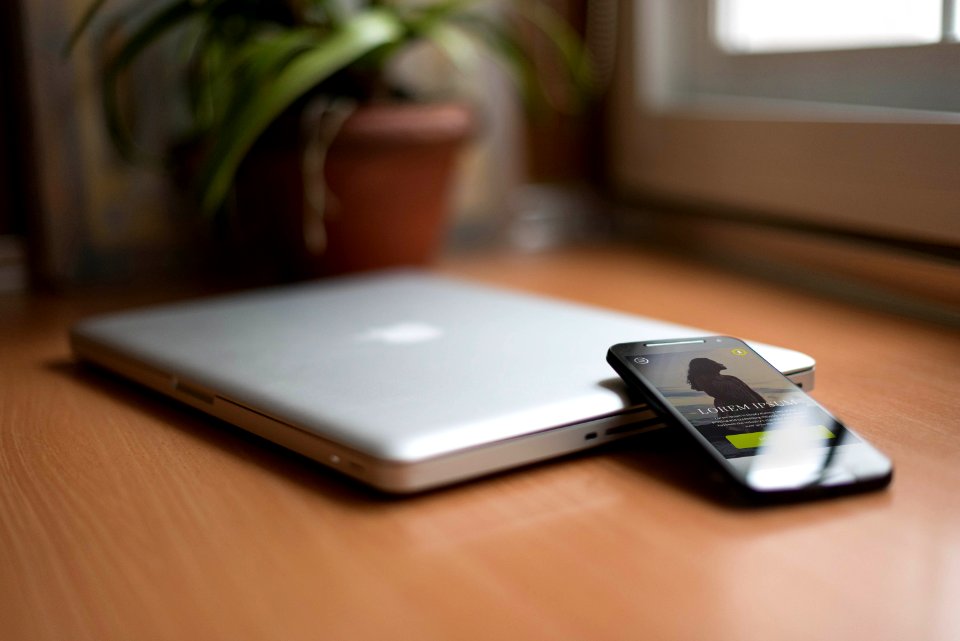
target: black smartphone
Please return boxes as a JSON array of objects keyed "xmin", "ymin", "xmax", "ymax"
[{"xmin": 607, "ymin": 336, "xmax": 892, "ymax": 502}]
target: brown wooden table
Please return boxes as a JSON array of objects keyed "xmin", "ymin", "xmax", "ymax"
[{"xmin": 2, "ymin": 246, "xmax": 959, "ymax": 641}]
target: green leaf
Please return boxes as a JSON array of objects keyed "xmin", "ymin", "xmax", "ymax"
[
  {"xmin": 404, "ymin": 0, "xmax": 482, "ymax": 31},
  {"xmin": 405, "ymin": 0, "xmax": 487, "ymax": 73},
  {"xmin": 201, "ymin": 27, "xmax": 322, "ymax": 128},
  {"xmin": 453, "ymin": 2, "xmax": 593, "ymax": 114},
  {"xmin": 322, "ymin": 0, "xmax": 356, "ymax": 27},
  {"xmin": 62, "ymin": 0, "xmax": 110, "ymax": 57},
  {"xmin": 420, "ymin": 22, "xmax": 481, "ymax": 77},
  {"xmin": 101, "ymin": 0, "xmax": 200, "ymax": 160},
  {"xmin": 197, "ymin": 8, "xmax": 406, "ymax": 214},
  {"xmin": 185, "ymin": 24, "xmax": 226, "ymax": 132},
  {"xmin": 513, "ymin": 1, "xmax": 595, "ymax": 108},
  {"xmin": 452, "ymin": 12, "xmax": 544, "ymax": 112}
]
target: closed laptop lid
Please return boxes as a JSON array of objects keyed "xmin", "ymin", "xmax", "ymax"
[{"xmin": 71, "ymin": 271, "xmax": 814, "ymax": 463}]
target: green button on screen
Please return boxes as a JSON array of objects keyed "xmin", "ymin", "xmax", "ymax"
[{"xmin": 726, "ymin": 425, "xmax": 836, "ymax": 449}]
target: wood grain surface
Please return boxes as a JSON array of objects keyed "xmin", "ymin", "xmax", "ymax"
[{"xmin": 1, "ymin": 246, "xmax": 958, "ymax": 641}]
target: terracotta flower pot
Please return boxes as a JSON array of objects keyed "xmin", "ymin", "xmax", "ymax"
[
  {"xmin": 226, "ymin": 102, "xmax": 473, "ymax": 282},
  {"xmin": 318, "ymin": 102, "xmax": 474, "ymax": 275}
]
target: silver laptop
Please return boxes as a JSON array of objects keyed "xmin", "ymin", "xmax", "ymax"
[{"xmin": 70, "ymin": 270, "xmax": 816, "ymax": 492}]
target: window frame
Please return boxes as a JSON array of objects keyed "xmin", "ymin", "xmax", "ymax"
[{"xmin": 607, "ymin": 0, "xmax": 960, "ymax": 247}]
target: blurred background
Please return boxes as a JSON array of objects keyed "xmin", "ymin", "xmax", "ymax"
[{"xmin": 2, "ymin": 0, "xmax": 958, "ymax": 319}]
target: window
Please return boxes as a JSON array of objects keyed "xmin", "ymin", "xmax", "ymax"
[
  {"xmin": 691, "ymin": 0, "xmax": 960, "ymax": 112},
  {"xmin": 608, "ymin": 0, "xmax": 960, "ymax": 247},
  {"xmin": 715, "ymin": 0, "xmax": 952, "ymax": 54}
]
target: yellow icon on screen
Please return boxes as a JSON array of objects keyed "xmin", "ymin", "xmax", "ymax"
[{"xmin": 730, "ymin": 348, "xmax": 748, "ymax": 357}]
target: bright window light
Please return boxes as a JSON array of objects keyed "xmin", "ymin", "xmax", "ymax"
[{"xmin": 715, "ymin": 0, "xmax": 944, "ymax": 53}]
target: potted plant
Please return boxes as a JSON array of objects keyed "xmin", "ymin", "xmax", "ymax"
[{"xmin": 68, "ymin": 0, "xmax": 591, "ymax": 279}]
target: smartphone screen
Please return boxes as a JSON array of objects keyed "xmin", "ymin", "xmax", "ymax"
[{"xmin": 608, "ymin": 337, "xmax": 892, "ymax": 499}]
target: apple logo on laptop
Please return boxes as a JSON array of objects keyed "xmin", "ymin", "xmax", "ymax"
[{"xmin": 356, "ymin": 322, "xmax": 444, "ymax": 344}]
